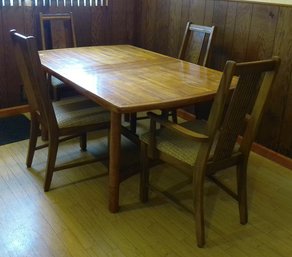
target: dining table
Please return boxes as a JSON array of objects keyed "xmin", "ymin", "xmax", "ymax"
[{"xmin": 39, "ymin": 44, "xmax": 225, "ymax": 213}]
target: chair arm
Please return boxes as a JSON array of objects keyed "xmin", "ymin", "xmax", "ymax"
[{"xmin": 147, "ymin": 112, "xmax": 209, "ymax": 142}]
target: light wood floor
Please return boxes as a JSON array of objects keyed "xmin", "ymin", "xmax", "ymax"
[{"xmin": 0, "ymin": 131, "xmax": 292, "ymax": 257}]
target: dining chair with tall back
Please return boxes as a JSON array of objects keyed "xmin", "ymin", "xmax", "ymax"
[
  {"xmin": 176, "ymin": 21, "xmax": 216, "ymax": 120},
  {"xmin": 39, "ymin": 12, "xmax": 77, "ymax": 100},
  {"xmin": 10, "ymin": 29, "xmax": 110, "ymax": 191},
  {"xmin": 178, "ymin": 21, "xmax": 215, "ymax": 66},
  {"xmin": 139, "ymin": 57, "xmax": 280, "ymax": 247},
  {"xmin": 128, "ymin": 22, "xmax": 216, "ymax": 133}
]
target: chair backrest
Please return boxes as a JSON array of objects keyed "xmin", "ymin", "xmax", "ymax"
[
  {"xmin": 10, "ymin": 30, "xmax": 57, "ymax": 130},
  {"xmin": 178, "ymin": 22, "xmax": 215, "ymax": 67},
  {"xmin": 39, "ymin": 12, "xmax": 77, "ymax": 50},
  {"xmin": 204, "ymin": 57, "xmax": 280, "ymax": 165}
]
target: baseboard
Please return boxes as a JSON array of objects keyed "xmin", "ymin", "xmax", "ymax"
[
  {"xmin": 251, "ymin": 142, "xmax": 292, "ymax": 170},
  {"xmin": 0, "ymin": 104, "xmax": 29, "ymax": 118}
]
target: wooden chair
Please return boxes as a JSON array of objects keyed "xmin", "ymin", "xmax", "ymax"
[
  {"xmin": 179, "ymin": 22, "xmax": 215, "ymax": 66},
  {"xmin": 39, "ymin": 12, "xmax": 77, "ymax": 100},
  {"xmin": 139, "ymin": 57, "xmax": 280, "ymax": 247},
  {"xmin": 176, "ymin": 22, "xmax": 216, "ymax": 120},
  {"xmin": 128, "ymin": 22, "xmax": 216, "ymax": 133},
  {"xmin": 10, "ymin": 29, "xmax": 110, "ymax": 191}
]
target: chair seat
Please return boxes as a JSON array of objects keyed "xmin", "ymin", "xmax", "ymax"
[
  {"xmin": 53, "ymin": 96, "xmax": 110, "ymax": 129},
  {"xmin": 140, "ymin": 120, "xmax": 207, "ymax": 166},
  {"xmin": 141, "ymin": 120, "xmax": 241, "ymax": 166}
]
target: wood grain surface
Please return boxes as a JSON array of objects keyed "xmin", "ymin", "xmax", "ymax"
[
  {"xmin": 135, "ymin": 0, "xmax": 292, "ymax": 158},
  {"xmin": 1, "ymin": 0, "xmax": 292, "ymax": 157},
  {"xmin": 39, "ymin": 45, "xmax": 223, "ymax": 113}
]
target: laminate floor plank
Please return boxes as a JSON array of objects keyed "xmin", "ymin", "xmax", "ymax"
[{"xmin": 0, "ymin": 134, "xmax": 291, "ymax": 256}]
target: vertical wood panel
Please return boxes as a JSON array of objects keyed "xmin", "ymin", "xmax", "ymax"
[
  {"xmin": 1, "ymin": 7, "xmax": 25, "ymax": 107},
  {"xmin": 91, "ymin": 7, "xmax": 110, "ymax": 45},
  {"xmin": 73, "ymin": 7, "xmax": 92, "ymax": 46},
  {"xmin": 139, "ymin": 0, "xmax": 156, "ymax": 50},
  {"xmin": 231, "ymin": 2, "xmax": 253, "ymax": 62},
  {"xmin": 204, "ymin": 0, "xmax": 214, "ymax": 26},
  {"xmin": 105, "ymin": 0, "xmax": 134, "ymax": 45},
  {"xmin": 220, "ymin": 1, "xmax": 237, "ymax": 68},
  {"xmin": 188, "ymin": 0, "xmax": 205, "ymax": 24},
  {"xmin": 180, "ymin": 0, "xmax": 191, "ymax": 48},
  {"xmin": 212, "ymin": 0, "xmax": 228, "ymax": 70},
  {"xmin": 109, "ymin": 0, "xmax": 126, "ymax": 44},
  {"xmin": 246, "ymin": 4, "xmax": 279, "ymax": 60},
  {"xmin": 133, "ymin": 0, "xmax": 143, "ymax": 46},
  {"xmin": 125, "ymin": 0, "xmax": 135, "ymax": 44},
  {"xmin": 181, "ymin": 0, "xmax": 190, "ymax": 25},
  {"xmin": 168, "ymin": 0, "xmax": 183, "ymax": 57},
  {"xmin": 0, "ymin": 9, "xmax": 7, "ymax": 108},
  {"xmin": 33, "ymin": 6, "xmax": 49, "ymax": 49},
  {"xmin": 258, "ymin": 6, "xmax": 292, "ymax": 156},
  {"xmin": 23, "ymin": 7, "xmax": 35, "ymax": 36},
  {"xmin": 154, "ymin": 0, "xmax": 170, "ymax": 54}
]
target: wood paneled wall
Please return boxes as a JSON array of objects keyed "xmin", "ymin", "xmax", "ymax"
[
  {"xmin": 0, "ymin": 0, "xmax": 135, "ymax": 108},
  {"xmin": 134, "ymin": 0, "xmax": 292, "ymax": 158},
  {"xmin": 1, "ymin": 0, "xmax": 292, "ymax": 158}
]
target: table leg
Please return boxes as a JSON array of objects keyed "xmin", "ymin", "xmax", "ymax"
[{"xmin": 109, "ymin": 111, "xmax": 121, "ymax": 213}]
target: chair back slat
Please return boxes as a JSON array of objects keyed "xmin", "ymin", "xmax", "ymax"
[
  {"xmin": 39, "ymin": 12, "xmax": 77, "ymax": 50},
  {"xmin": 205, "ymin": 61, "xmax": 236, "ymax": 137},
  {"xmin": 213, "ymin": 72, "xmax": 261, "ymax": 160},
  {"xmin": 178, "ymin": 22, "xmax": 216, "ymax": 67},
  {"xmin": 10, "ymin": 30, "xmax": 57, "ymax": 129},
  {"xmin": 206, "ymin": 58, "xmax": 280, "ymax": 162}
]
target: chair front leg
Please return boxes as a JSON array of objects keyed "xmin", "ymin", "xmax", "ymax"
[
  {"xmin": 193, "ymin": 164, "xmax": 206, "ymax": 248},
  {"xmin": 80, "ymin": 133, "xmax": 87, "ymax": 151},
  {"xmin": 140, "ymin": 142, "xmax": 150, "ymax": 202},
  {"xmin": 130, "ymin": 113, "xmax": 137, "ymax": 134},
  {"xmin": 26, "ymin": 116, "xmax": 40, "ymax": 167},
  {"xmin": 44, "ymin": 136, "xmax": 59, "ymax": 191},
  {"xmin": 237, "ymin": 159, "xmax": 248, "ymax": 224}
]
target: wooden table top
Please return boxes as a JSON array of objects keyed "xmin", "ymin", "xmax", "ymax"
[{"xmin": 39, "ymin": 45, "xmax": 223, "ymax": 113}]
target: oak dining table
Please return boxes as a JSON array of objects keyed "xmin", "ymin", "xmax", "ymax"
[{"xmin": 39, "ymin": 45, "xmax": 224, "ymax": 213}]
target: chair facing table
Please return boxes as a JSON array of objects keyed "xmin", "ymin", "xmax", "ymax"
[
  {"xmin": 139, "ymin": 57, "xmax": 280, "ymax": 247},
  {"xmin": 176, "ymin": 21, "xmax": 216, "ymax": 120},
  {"xmin": 128, "ymin": 22, "xmax": 216, "ymax": 131},
  {"xmin": 178, "ymin": 21, "xmax": 215, "ymax": 66},
  {"xmin": 10, "ymin": 29, "xmax": 110, "ymax": 191},
  {"xmin": 39, "ymin": 12, "xmax": 77, "ymax": 100}
]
